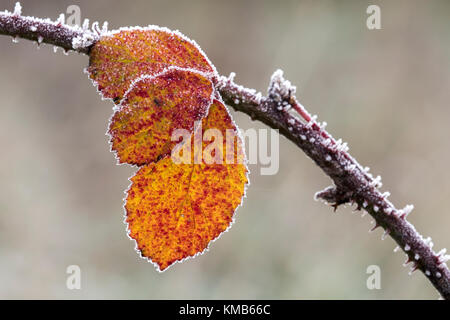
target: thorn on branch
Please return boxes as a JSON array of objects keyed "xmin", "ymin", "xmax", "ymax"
[{"xmin": 314, "ymin": 186, "xmax": 353, "ymax": 211}]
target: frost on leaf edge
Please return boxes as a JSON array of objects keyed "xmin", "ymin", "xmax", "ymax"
[{"xmin": 121, "ymin": 96, "xmax": 250, "ymax": 272}]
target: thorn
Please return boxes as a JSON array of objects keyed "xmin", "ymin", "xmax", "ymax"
[
  {"xmin": 370, "ymin": 175, "xmax": 382, "ymax": 188},
  {"xmin": 424, "ymin": 237, "xmax": 434, "ymax": 249},
  {"xmin": 56, "ymin": 13, "xmax": 65, "ymax": 25},
  {"xmin": 436, "ymin": 248, "xmax": 447, "ymax": 257},
  {"xmin": 82, "ymin": 19, "xmax": 90, "ymax": 31},
  {"xmin": 102, "ymin": 21, "xmax": 108, "ymax": 33},
  {"xmin": 92, "ymin": 21, "xmax": 101, "ymax": 35},
  {"xmin": 13, "ymin": 2, "xmax": 22, "ymax": 16},
  {"xmin": 408, "ymin": 263, "xmax": 418, "ymax": 275},
  {"xmin": 399, "ymin": 204, "xmax": 414, "ymax": 219},
  {"xmin": 439, "ymin": 255, "xmax": 450, "ymax": 265},
  {"xmin": 369, "ymin": 221, "xmax": 380, "ymax": 232},
  {"xmin": 403, "ymin": 256, "xmax": 412, "ymax": 267}
]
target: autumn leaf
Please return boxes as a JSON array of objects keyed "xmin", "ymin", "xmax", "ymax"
[
  {"xmin": 108, "ymin": 68, "xmax": 214, "ymax": 165},
  {"xmin": 87, "ymin": 25, "xmax": 248, "ymax": 271},
  {"xmin": 88, "ymin": 27, "xmax": 216, "ymax": 102},
  {"xmin": 125, "ymin": 100, "xmax": 248, "ymax": 271}
]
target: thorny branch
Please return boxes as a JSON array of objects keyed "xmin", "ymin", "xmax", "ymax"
[{"xmin": 1, "ymin": 4, "xmax": 449, "ymax": 299}]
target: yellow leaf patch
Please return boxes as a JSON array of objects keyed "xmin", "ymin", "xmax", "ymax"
[{"xmin": 125, "ymin": 100, "xmax": 248, "ymax": 271}]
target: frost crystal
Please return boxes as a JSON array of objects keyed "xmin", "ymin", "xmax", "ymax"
[
  {"xmin": 92, "ymin": 21, "xmax": 101, "ymax": 35},
  {"xmin": 425, "ymin": 270, "xmax": 431, "ymax": 276},
  {"xmin": 323, "ymin": 138, "xmax": 331, "ymax": 147},
  {"xmin": 424, "ymin": 237, "xmax": 434, "ymax": 249},
  {"xmin": 72, "ymin": 33, "xmax": 97, "ymax": 50},
  {"xmin": 82, "ymin": 18, "xmax": 90, "ymax": 31},
  {"xmin": 436, "ymin": 248, "xmax": 447, "ymax": 261},
  {"xmin": 57, "ymin": 13, "xmax": 65, "ymax": 24},
  {"xmin": 414, "ymin": 254, "xmax": 420, "ymax": 260},
  {"xmin": 268, "ymin": 69, "xmax": 296, "ymax": 102},
  {"xmin": 397, "ymin": 204, "xmax": 414, "ymax": 218},
  {"xmin": 370, "ymin": 175, "xmax": 382, "ymax": 188},
  {"xmin": 404, "ymin": 244, "xmax": 411, "ymax": 251},
  {"xmin": 439, "ymin": 255, "xmax": 450, "ymax": 265},
  {"xmin": 29, "ymin": 25, "xmax": 37, "ymax": 32},
  {"xmin": 13, "ymin": 2, "xmax": 22, "ymax": 16},
  {"xmin": 102, "ymin": 21, "xmax": 109, "ymax": 33}
]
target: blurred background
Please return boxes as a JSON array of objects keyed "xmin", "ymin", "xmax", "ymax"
[{"xmin": 1, "ymin": 0, "xmax": 449, "ymax": 299}]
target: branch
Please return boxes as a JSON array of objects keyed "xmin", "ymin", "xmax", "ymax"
[
  {"xmin": 1, "ymin": 6, "xmax": 449, "ymax": 300},
  {"xmin": 0, "ymin": 4, "xmax": 97, "ymax": 54}
]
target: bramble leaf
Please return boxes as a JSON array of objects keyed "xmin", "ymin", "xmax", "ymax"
[
  {"xmin": 108, "ymin": 68, "xmax": 214, "ymax": 165},
  {"xmin": 87, "ymin": 25, "xmax": 248, "ymax": 271},
  {"xmin": 88, "ymin": 27, "xmax": 216, "ymax": 102},
  {"xmin": 125, "ymin": 100, "xmax": 248, "ymax": 271}
]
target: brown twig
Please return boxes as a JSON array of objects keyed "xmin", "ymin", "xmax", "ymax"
[{"xmin": 1, "ymin": 6, "xmax": 449, "ymax": 299}]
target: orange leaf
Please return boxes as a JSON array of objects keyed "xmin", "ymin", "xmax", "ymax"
[
  {"xmin": 125, "ymin": 100, "xmax": 248, "ymax": 271},
  {"xmin": 88, "ymin": 27, "xmax": 216, "ymax": 102},
  {"xmin": 108, "ymin": 68, "xmax": 214, "ymax": 165}
]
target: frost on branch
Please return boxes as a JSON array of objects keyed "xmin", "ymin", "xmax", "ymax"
[
  {"xmin": 268, "ymin": 69, "xmax": 296, "ymax": 103},
  {"xmin": 0, "ymin": 2, "xmax": 97, "ymax": 53}
]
